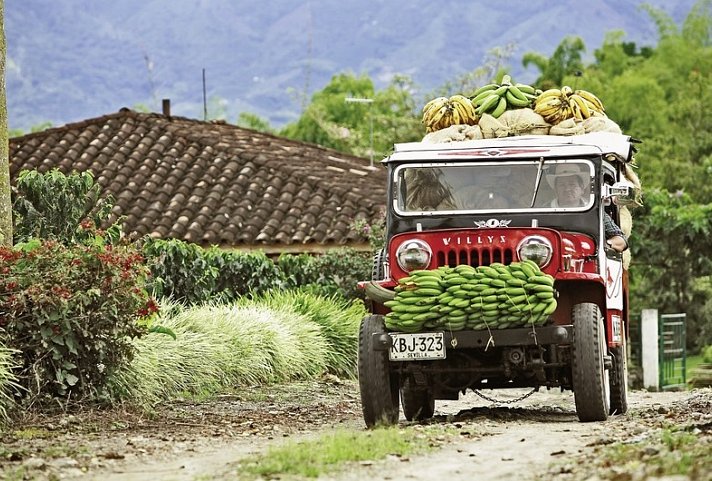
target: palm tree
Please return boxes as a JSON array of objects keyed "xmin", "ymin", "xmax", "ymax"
[{"xmin": 522, "ymin": 36, "xmax": 586, "ymax": 90}]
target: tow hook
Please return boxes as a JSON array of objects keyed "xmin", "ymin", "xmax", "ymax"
[{"xmin": 372, "ymin": 333, "xmax": 392, "ymax": 351}]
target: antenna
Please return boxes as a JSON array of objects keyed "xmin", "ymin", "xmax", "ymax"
[
  {"xmin": 202, "ymin": 68, "xmax": 208, "ymax": 121},
  {"xmin": 302, "ymin": 1, "xmax": 313, "ymax": 113}
]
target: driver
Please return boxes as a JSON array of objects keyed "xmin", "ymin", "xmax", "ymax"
[{"xmin": 547, "ymin": 164, "xmax": 628, "ymax": 253}]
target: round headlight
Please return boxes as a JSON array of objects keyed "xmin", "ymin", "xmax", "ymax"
[
  {"xmin": 517, "ymin": 235, "xmax": 553, "ymax": 267},
  {"xmin": 396, "ymin": 239, "xmax": 432, "ymax": 272}
]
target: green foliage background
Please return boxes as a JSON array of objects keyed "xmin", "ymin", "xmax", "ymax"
[
  {"xmin": 6, "ymin": 3, "xmax": 712, "ymax": 354},
  {"xmin": 274, "ymin": 1, "xmax": 712, "ymax": 349}
]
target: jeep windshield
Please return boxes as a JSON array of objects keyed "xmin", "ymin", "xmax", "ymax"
[{"xmin": 393, "ymin": 159, "xmax": 595, "ymax": 215}]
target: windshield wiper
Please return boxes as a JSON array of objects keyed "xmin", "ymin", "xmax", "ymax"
[{"xmin": 529, "ymin": 157, "xmax": 546, "ymax": 208}]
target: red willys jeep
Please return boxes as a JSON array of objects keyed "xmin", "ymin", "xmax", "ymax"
[{"xmin": 358, "ymin": 132, "xmax": 639, "ymax": 427}]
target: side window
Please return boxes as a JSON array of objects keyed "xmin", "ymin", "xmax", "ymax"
[{"xmin": 603, "ymin": 168, "xmax": 618, "ymax": 220}]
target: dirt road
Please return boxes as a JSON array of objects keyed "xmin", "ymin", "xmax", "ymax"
[{"xmin": 1, "ymin": 380, "xmax": 709, "ymax": 481}]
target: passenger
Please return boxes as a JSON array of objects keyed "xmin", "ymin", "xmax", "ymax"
[{"xmin": 546, "ymin": 164, "xmax": 628, "ymax": 252}]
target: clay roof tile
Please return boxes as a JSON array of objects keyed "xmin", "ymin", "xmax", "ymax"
[{"xmin": 9, "ymin": 109, "xmax": 385, "ymax": 250}]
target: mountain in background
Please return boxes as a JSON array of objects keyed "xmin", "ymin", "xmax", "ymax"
[{"xmin": 5, "ymin": 0, "xmax": 698, "ymax": 132}]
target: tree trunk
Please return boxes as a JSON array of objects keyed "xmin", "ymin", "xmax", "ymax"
[{"xmin": 0, "ymin": 0, "xmax": 11, "ymax": 246}]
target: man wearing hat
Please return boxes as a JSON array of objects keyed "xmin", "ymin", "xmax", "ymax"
[{"xmin": 547, "ymin": 164, "xmax": 628, "ymax": 252}]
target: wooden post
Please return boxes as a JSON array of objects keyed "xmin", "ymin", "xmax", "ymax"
[{"xmin": 0, "ymin": 0, "xmax": 11, "ymax": 246}]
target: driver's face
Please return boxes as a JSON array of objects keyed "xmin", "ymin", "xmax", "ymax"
[{"xmin": 555, "ymin": 176, "xmax": 584, "ymax": 206}]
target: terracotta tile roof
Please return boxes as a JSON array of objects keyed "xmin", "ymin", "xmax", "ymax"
[{"xmin": 9, "ymin": 108, "xmax": 387, "ymax": 252}]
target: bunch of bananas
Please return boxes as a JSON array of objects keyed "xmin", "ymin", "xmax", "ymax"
[
  {"xmin": 421, "ymin": 95, "xmax": 478, "ymax": 133},
  {"xmin": 384, "ymin": 261, "xmax": 557, "ymax": 333},
  {"xmin": 470, "ymin": 75, "xmax": 538, "ymax": 119},
  {"xmin": 534, "ymin": 86, "xmax": 606, "ymax": 124}
]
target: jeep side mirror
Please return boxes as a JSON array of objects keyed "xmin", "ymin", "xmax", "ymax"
[{"xmin": 604, "ymin": 180, "xmax": 640, "ymax": 207}]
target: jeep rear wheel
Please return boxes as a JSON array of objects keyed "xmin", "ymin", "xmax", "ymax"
[
  {"xmin": 609, "ymin": 337, "xmax": 629, "ymax": 415},
  {"xmin": 400, "ymin": 378, "xmax": 435, "ymax": 421},
  {"xmin": 358, "ymin": 314, "xmax": 399, "ymax": 427},
  {"xmin": 571, "ymin": 303, "xmax": 610, "ymax": 422}
]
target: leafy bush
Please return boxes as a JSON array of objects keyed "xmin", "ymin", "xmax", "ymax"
[
  {"xmin": 0, "ymin": 239, "xmax": 156, "ymax": 401},
  {"xmin": 142, "ymin": 238, "xmax": 220, "ymax": 304},
  {"xmin": 12, "ymin": 168, "xmax": 121, "ymax": 245},
  {"xmin": 350, "ymin": 209, "xmax": 386, "ymax": 252},
  {"xmin": 143, "ymin": 238, "xmax": 284, "ymax": 304},
  {"xmin": 278, "ymin": 253, "xmax": 317, "ymax": 288},
  {"xmin": 278, "ymin": 248, "xmax": 372, "ymax": 300},
  {"xmin": 206, "ymin": 247, "xmax": 284, "ymax": 300},
  {"xmin": 703, "ymin": 345, "xmax": 712, "ymax": 363},
  {"xmin": 308, "ymin": 248, "xmax": 371, "ymax": 300},
  {"xmin": 145, "ymin": 238, "xmax": 371, "ymax": 304}
]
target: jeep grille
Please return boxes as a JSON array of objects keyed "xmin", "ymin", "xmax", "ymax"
[{"xmin": 435, "ymin": 246, "xmax": 515, "ymax": 268}]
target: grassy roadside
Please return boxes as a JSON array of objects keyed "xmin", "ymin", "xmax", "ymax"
[
  {"xmin": 0, "ymin": 346, "xmax": 20, "ymax": 423},
  {"xmin": 107, "ymin": 292, "xmax": 364, "ymax": 407},
  {"xmin": 235, "ymin": 424, "xmax": 466, "ymax": 480},
  {"xmin": 0, "ymin": 291, "xmax": 364, "ymax": 420}
]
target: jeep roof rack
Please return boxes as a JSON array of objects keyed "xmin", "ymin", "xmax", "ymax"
[{"xmin": 388, "ymin": 132, "xmax": 635, "ymax": 164}]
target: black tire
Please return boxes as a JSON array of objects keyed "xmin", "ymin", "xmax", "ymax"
[
  {"xmin": 358, "ymin": 314, "xmax": 399, "ymax": 428},
  {"xmin": 372, "ymin": 248, "xmax": 386, "ymax": 281},
  {"xmin": 609, "ymin": 336, "xmax": 629, "ymax": 415},
  {"xmin": 400, "ymin": 378, "xmax": 435, "ymax": 421},
  {"xmin": 571, "ymin": 303, "xmax": 610, "ymax": 422}
]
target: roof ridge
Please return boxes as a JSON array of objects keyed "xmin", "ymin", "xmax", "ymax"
[{"xmin": 11, "ymin": 108, "xmax": 377, "ymax": 167}]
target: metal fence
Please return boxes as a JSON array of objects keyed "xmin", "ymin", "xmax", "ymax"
[
  {"xmin": 658, "ymin": 313, "xmax": 687, "ymax": 390},
  {"xmin": 629, "ymin": 311, "xmax": 686, "ymax": 390}
]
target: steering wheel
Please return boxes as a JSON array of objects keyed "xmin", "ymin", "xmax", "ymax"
[{"xmin": 453, "ymin": 186, "xmax": 510, "ymax": 209}]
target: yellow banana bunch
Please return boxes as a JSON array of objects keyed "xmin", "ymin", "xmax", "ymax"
[
  {"xmin": 534, "ymin": 86, "xmax": 607, "ymax": 124},
  {"xmin": 574, "ymin": 89, "xmax": 606, "ymax": 116},
  {"xmin": 469, "ymin": 75, "xmax": 538, "ymax": 119},
  {"xmin": 421, "ymin": 95, "xmax": 478, "ymax": 132}
]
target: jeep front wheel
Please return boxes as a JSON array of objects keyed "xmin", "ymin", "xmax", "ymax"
[
  {"xmin": 609, "ymin": 335, "xmax": 629, "ymax": 415},
  {"xmin": 358, "ymin": 314, "xmax": 400, "ymax": 427},
  {"xmin": 571, "ymin": 303, "xmax": 610, "ymax": 422}
]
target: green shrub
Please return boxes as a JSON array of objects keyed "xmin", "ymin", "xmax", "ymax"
[
  {"xmin": 278, "ymin": 253, "xmax": 317, "ymax": 288},
  {"xmin": 0, "ymin": 239, "xmax": 156, "ymax": 401},
  {"xmin": 12, "ymin": 168, "xmax": 121, "ymax": 245},
  {"xmin": 278, "ymin": 248, "xmax": 372, "ymax": 300},
  {"xmin": 143, "ymin": 238, "xmax": 284, "ymax": 304},
  {"xmin": 703, "ymin": 345, "xmax": 712, "ymax": 363},
  {"xmin": 144, "ymin": 238, "xmax": 371, "ymax": 304},
  {"xmin": 205, "ymin": 247, "xmax": 283, "ymax": 301},
  {"xmin": 142, "ymin": 238, "xmax": 220, "ymax": 304},
  {"xmin": 309, "ymin": 248, "xmax": 371, "ymax": 300}
]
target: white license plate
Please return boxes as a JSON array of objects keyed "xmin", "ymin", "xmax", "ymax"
[{"xmin": 389, "ymin": 332, "xmax": 446, "ymax": 361}]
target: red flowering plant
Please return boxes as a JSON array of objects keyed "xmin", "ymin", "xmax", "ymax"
[{"xmin": 0, "ymin": 238, "xmax": 158, "ymax": 402}]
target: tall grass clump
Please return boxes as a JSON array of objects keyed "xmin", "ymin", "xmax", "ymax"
[
  {"xmin": 0, "ymin": 344, "xmax": 21, "ymax": 423},
  {"xmin": 245, "ymin": 291, "xmax": 365, "ymax": 378},
  {"xmin": 108, "ymin": 300, "xmax": 329, "ymax": 406}
]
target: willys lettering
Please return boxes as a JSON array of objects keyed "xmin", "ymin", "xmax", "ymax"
[{"xmin": 442, "ymin": 234, "xmax": 507, "ymax": 246}]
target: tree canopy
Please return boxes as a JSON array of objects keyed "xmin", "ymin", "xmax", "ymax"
[{"xmin": 275, "ymin": 0, "xmax": 712, "ymax": 348}]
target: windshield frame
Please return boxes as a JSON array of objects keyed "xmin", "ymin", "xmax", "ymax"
[{"xmin": 392, "ymin": 159, "xmax": 596, "ymax": 217}]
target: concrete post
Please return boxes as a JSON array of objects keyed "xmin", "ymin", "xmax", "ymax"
[{"xmin": 641, "ymin": 308, "xmax": 659, "ymax": 391}]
